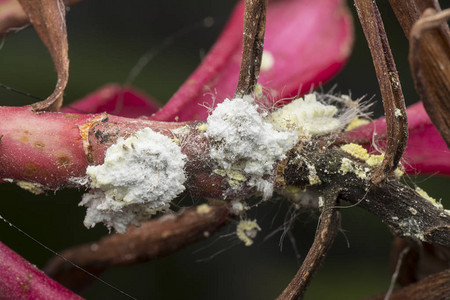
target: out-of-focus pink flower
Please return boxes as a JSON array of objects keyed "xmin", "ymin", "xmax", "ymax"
[
  {"xmin": 148, "ymin": 0, "xmax": 353, "ymax": 121},
  {"xmin": 61, "ymin": 84, "xmax": 160, "ymax": 118},
  {"xmin": 67, "ymin": 0, "xmax": 353, "ymax": 122}
]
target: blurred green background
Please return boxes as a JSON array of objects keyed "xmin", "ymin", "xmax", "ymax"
[{"xmin": 0, "ymin": 0, "xmax": 449, "ymax": 299}]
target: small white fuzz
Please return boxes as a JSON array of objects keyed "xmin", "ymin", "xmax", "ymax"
[
  {"xmin": 81, "ymin": 127, "xmax": 186, "ymax": 233},
  {"xmin": 196, "ymin": 204, "xmax": 212, "ymax": 215},
  {"xmin": 230, "ymin": 199, "xmax": 248, "ymax": 215},
  {"xmin": 398, "ymin": 218, "xmax": 425, "ymax": 241},
  {"xmin": 68, "ymin": 176, "xmax": 90, "ymax": 186},
  {"xmin": 408, "ymin": 207, "xmax": 418, "ymax": 215},
  {"xmin": 80, "ymin": 191, "xmax": 160, "ymax": 233},
  {"xmin": 340, "ymin": 157, "xmax": 369, "ymax": 180},
  {"xmin": 279, "ymin": 186, "xmax": 321, "ymax": 209},
  {"xmin": 304, "ymin": 160, "xmax": 321, "ymax": 185},
  {"xmin": 261, "ymin": 50, "xmax": 275, "ymax": 72},
  {"xmin": 206, "ymin": 96, "xmax": 298, "ymax": 199},
  {"xmin": 16, "ymin": 181, "xmax": 44, "ymax": 195},
  {"xmin": 236, "ymin": 219, "xmax": 261, "ymax": 246},
  {"xmin": 268, "ymin": 94, "xmax": 340, "ymax": 135},
  {"xmin": 318, "ymin": 196, "xmax": 324, "ymax": 209}
]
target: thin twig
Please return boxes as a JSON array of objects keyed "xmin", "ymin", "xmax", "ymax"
[
  {"xmin": 384, "ymin": 246, "xmax": 410, "ymax": 300},
  {"xmin": 277, "ymin": 191, "xmax": 340, "ymax": 300},
  {"xmin": 235, "ymin": 0, "xmax": 267, "ymax": 97},
  {"xmin": 44, "ymin": 205, "xmax": 230, "ymax": 292},
  {"xmin": 354, "ymin": 0, "xmax": 408, "ymax": 184}
]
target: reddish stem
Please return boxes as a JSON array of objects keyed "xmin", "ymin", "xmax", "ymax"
[{"xmin": 0, "ymin": 241, "xmax": 83, "ymax": 300}]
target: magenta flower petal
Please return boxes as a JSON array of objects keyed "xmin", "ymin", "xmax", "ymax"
[
  {"xmin": 61, "ymin": 84, "xmax": 160, "ymax": 118},
  {"xmin": 151, "ymin": 0, "xmax": 353, "ymax": 122},
  {"xmin": 0, "ymin": 242, "xmax": 82, "ymax": 299},
  {"xmin": 346, "ymin": 102, "xmax": 450, "ymax": 175}
]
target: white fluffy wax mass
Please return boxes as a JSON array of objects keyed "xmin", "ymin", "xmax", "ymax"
[
  {"xmin": 268, "ymin": 94, "xmax": 341, "ymax": 135},
  {"xmin": 81, "ymin": 127, "xmax": 186, "ymax": 233},
  {"xmin": 206, "ymin": 96, "xmax": 298, "ymax": 199}
]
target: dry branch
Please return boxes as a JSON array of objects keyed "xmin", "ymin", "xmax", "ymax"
[
  {"xmin": 44, "ymin": 205, "xmax": 230, "ymax": 292},
  {"xmin": 354, "ymin": 0, "xmax": 408, "ymax": 184},
  {"xmin": 284, "ymin": 139, "xmax": 450, "ymax": 247},
  {"xmin": 235, "ymin": 0, "xmax": 267, "ymax": 97},
  {"xmin": 277, "ymin": 191, "xmax": 340, "ymax": 300}
]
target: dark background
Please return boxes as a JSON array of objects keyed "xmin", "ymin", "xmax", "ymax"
[{"xmin": 0, "ymin": 0, "xmax": 449, "ymax": 299}]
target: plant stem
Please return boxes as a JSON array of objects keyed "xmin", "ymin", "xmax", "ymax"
[
  {"xmin": 44, "ymin": 205, "xmax": 230, "ymax": 292},
  {"xmin": 354, "ymin": 0, "xmax": 408, "ymax": 184},
  {"xmin": 235, "ymin": 0, "xmax": 267, "ymax": 97},
  {"xmin": 277, "ymin": 191, "xmax": 340, "ymax": 300}
]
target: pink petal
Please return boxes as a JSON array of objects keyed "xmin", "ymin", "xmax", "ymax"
[
  {"xmin": 62, "ymin": 84, "xmax": 160, "ymax": 118},
  {"xmin": 345, "ymin": 102, "xmax": 450, "ymax": 175},
  {"xmin": 151, "ymin": 0, "xmax": 353, "ymax": 122},
  {"xmin": 0, "ymin": 242, "xmax": 82, "ymax": 299}
]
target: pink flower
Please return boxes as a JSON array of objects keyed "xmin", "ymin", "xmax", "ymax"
[{"xmin": 64, "ymin": 0, "xmax": 353, "ymax": 122}]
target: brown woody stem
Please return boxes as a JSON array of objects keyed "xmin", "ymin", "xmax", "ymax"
[
  {"xmin": 235, "ymin": 0, "xmax": 267, "ymax": 97},
  {"xmin": 284, "ymin": 139, "xmax": 450, "ymax": 247},
  {"xmin": 354, "ymin": 0, "xmax": 408, "ymax": 184},
  {"xmin": 44, "ymin": 205, "xmax": 230, "ymax": 292},
  {"xmin": 277, "ymin": 191, "xmax": 340, "ymax": 300}
]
